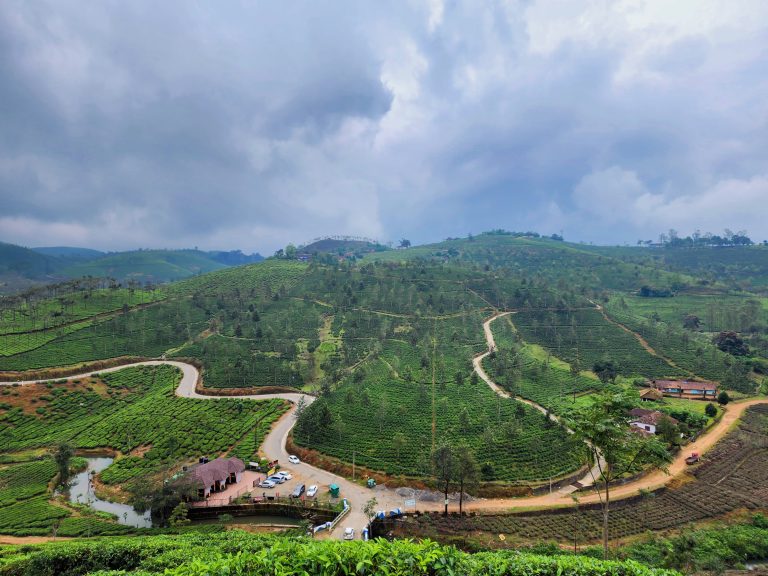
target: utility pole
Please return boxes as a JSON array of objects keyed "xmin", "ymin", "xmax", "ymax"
[{"xmin": 352, "ymin": 450, "xmax": 356, "ymax": 481}]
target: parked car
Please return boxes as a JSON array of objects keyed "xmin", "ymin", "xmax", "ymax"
[
  {"xmin": 685, "ymin": 452, "xmax": 700, "ymax": 465},
  {"xmin": 288, "ymin": 455, "xmax": 300, "ymax": 465},
  {"xmin": 267, "ymin": 475, "xmax": 286, "ymax": 484},
  {"xmin": 275, "ymin": 471, "xmax": 292, "ymax": 480},
  {"xmin": 306, "ymin": 485, "xmax": 318, "ymax": 498},
  {"xmin": 343, "ymin": 527, "xmax": 355, "ymax": 540},
  {"xmin": 258, "ymin": 480, "xmax": 276, "ymax": 489},
  {"xmin": 291, "ymin": 483, "xmax": 306, "ymax": 498}
]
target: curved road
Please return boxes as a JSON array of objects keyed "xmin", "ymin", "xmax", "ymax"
[
  {"xmin": 473, "ymin": 312, "xmax": 604, "ymax": 493},
  {"xmin": 4, "ymin": 330, "xmax": 767, "ymax": 532}
]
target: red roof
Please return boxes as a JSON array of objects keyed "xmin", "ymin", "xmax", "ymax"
[
  {"xmin": 629, "ymin": 408, "xmax": 679, "ymax": 427},
  {"xmin": 189, "ymin": 457, "xmax": 244, "ymax": 488},
  {"xmin": 652, "ymin": 380, "xmax": 717, "ymax": 391}
]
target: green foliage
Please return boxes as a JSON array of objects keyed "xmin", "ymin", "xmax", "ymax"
[
  {"xmin": 0, "ymin": 366, "xmax": 287, "ymax": 482},
  {"xmin": 513, "ymin": 308, "xmax": 681, "ymax": 380},
  {"xmin": 619, "ymin": 520, "xmax": 768, "ymax": 572},
  {"xmin": 0, "ymin": 530, "xmax": 680, "ymax": 576}
]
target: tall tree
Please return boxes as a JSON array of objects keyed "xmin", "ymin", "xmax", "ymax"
[
  {"xmin": 431, "ymin": 444, "xmax": 454, "ymax": 516},
  {"xmin": 53, "ymin": 443, "xmax": 74, "ymax": 489},
  {"xmin": 568, "ymin": 392, "xmax": 671, "ymax": 558},
  {"xmin": 454, "ymin": 444, "xmax": 479, "ymax": 514}
]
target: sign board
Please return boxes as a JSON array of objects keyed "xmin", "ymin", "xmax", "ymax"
[
  {"xmin": 444, "ymin": 498, "xmax": 449, "ymax": 505},
  {"xmin": 404, "ymin": 499, "xmax": 416, "ymax": 507},
  {"xmin": 267, "ymin": 467, "xmax": 276, "ymax": 477}
]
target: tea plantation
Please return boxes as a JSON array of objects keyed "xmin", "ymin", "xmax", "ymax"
[
  {"xmin": 0, "ymin": 530, "xmax": 680, "ymax": 576},
  {"xmin": 0, "ymin": 365, "xmax": 287, "ymax": 483}
]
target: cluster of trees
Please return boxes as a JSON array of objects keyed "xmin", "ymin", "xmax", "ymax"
[
  {"xmin": 430, "ymin": 443, "xmax": 480, "ymax": 515},
  {"xmin": 475, "ymin": 229, "xmax": 563, "ymax": 241},
  {"xmin": 640, "ymin": 229, "xmax": 755, "ymax": 248},
  {"xmin": 714, "ymin": 331, "xmax": 750, "ymax": 356}
]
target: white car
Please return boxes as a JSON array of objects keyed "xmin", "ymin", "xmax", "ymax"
[
  {"xmin": 343, "ymin": 527, "xmax": 355, "ymax": 540},
  {"xmin": 258, "ymin": 480, "xmax": 276, "ymax": 489},
  {"xmin": 288, "ymin": 455, "xmax": 300, "ymax": 465},
  {"xmin": 275, "ymin": 471, "xmax": 292, "ymax": 480},
  {"xmin": 306, "ymin": 484, "xmax": 318, "ymax": 498}
]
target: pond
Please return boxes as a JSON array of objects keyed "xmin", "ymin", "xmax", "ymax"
[{"xmin": 69, "ymin": 457, "xmax": 152, "ymax": 528}]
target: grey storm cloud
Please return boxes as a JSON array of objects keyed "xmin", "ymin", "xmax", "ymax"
[{"xmin": 1, "ymin": 0, "xmax": 767, "ymax": 252}]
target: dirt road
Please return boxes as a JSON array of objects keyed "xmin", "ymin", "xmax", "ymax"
[{"xmin": 4, "ymin": 354, "xmax": 766, "ymax": 533}]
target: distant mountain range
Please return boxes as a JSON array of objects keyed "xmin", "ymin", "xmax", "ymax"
[{"xmin": 0, "ymin": 241, "xmax": 263, "ymax": 293}]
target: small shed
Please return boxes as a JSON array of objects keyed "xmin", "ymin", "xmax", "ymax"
[
  {"xmin": 639, "ymin": 388, "xmax": 663, "ymax": 402},
  {"xmin": 329, "ymin": 483, "xmax": 340, "ymax": 498}
]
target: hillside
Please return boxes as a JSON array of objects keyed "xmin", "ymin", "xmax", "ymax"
[
  {"xmin": 2, "ymin": 233, "xmax": 768, "ymax": 558},
  {"xmin": 0, "ymin": 241, "xmax": 264, "ymax": 292},
  {"xmin": 60, "ymin": 249, "xmax": 229, "ymax": 284},
  {"xmin": 32, "ymin": 246, "xmax": 106, "ymax": 260}
]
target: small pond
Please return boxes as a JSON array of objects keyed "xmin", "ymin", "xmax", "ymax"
[{"xmin": 69, "ymin": 457, "xmax": 152, "ymax": 528}]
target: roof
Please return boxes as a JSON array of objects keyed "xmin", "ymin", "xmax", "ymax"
[
  {"xmin": 652, "ymin": 380, "xmax": 717, "ymax": 391},
  {"xmin": 639, "ymin": 388, "xmax": 663, "ymax": 400},
  {"xmin": 189, "ymin": 457, "xmax": 245, "ymax": 488},
  {"xmin": 629, "ymin": 408, "xmax": 679, "ymax": 427}
]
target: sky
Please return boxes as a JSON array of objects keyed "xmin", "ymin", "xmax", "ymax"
[{"xmin": 1, "ymin": 0, "xmax": 767, "ymax": 253}]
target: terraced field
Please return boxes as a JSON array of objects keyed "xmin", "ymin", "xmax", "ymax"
[
  {"xmin": 399, "ymin": 404, "xmax": 768, "ymax": 543},
  {"xmin": 512, "ymin": 308, "xmax": 683, "ymax": 379}
]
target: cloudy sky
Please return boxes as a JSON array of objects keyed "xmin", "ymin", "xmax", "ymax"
[{"xmin": 1, "ymin": 1, "xmax": 767, "ymax": 253}]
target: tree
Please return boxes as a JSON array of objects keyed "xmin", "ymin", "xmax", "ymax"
[
  {"xmin": 713, "ymin": 331, "xmax": 749, "ymax": 356},
  {"xmin": 682, "ymin": 314, "xmax": 701, "ymax": 330},
  {"xmin": 363, "ymin": 497, "xmax": 378, "ymax": 525},
  {"xmin": 431, "ymin": 444, "xmax": 454, "ymax": 515},
  {"xmin": 592, "ymin": 360, "xmax": 618, "ymax": 384},
  {"xmin": 398, "ymin": 239, "xmax": 411, "ymax": 248},
  {"xmin": 568, "ymin": 392, "xmax": 671, "ymax": 558},
  {"xmin": 131, "ymin": 477, "xmax": 197, "ymax": 527},
  {"xmin": 718, "ymin": 391, "xmax": 731, "ymax": 405},
  {"xmin": 705, "ymin": 403, "xmax": 718, "ymax": 418},
  {"xmin": 454, "ymin": 445, "xmax": 479, "ymax": 514},
  {"xmin": 656, "ymin": 415, "xmax": 679, "ymax": 446},
  {"xmin": 53, "ymin": 443, "xmax": 74, "ymax": 489},
  {"xmin": 168, "ymin": 502, "xmax": 190, "ymax": 526}
]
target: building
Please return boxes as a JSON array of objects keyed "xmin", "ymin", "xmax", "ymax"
[
  {"xmin": 650, "ymin": 379, "xmax": 718, "ymax": 400},
  {"xmin": 639, "ymin": 388, "xmax": 663, "ymax": 402},
  {"xmin": 189, "ymin": 457, "xmax": 245, "ymax": 499},
  {"xmin": 629, "ymin": 408, "xmax": 678, "ymax": 435}
]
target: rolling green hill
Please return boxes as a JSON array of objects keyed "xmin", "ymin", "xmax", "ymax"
[
  {"xmin": 60, "ymin": 249, "xmax": 229, "ymax": 284},
  {"xmin": 0, "ymin": 241, "xmax": 264, "ymax": 292},
  {"xmin": 2, "ymin": 233, "xmax": 768, "ymax": 502}
]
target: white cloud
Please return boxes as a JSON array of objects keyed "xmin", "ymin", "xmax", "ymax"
[{"xmin": 573, "ymin": 167, "xmax": 768, "ymax": 240}]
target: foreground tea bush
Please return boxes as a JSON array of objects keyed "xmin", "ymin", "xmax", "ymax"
[{"xmin": 0, "ymin": 531, "xmax": 679, "ymax": 576}]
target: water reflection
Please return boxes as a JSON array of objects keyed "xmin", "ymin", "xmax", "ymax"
[{"xmin": 69, "ymin": 457, "xmax": 152, "ymax": 528}]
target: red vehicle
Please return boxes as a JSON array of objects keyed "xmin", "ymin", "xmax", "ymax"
[{"xmin": 685, "ymin": 452, "xmax": 700, "ymax": 465}]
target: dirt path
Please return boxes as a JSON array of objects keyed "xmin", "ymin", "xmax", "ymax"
[
  {"xmin": 590, "ymin": 300, "xmax": 693, "ymax": 377},
  {"xmin": 4, "ymin": 357, "xmax": 766, "ymax": 532},
  {"xmin": 473, "ymin": 312, "xmax": 603, "ymax": 493}
]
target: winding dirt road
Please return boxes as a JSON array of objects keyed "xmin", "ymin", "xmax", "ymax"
[
  {"xmin": 473, "ymin": 312, "xmax": 604, "ymax": 494},
  {"xmin": 3, "ymin": 324, "xmax": 767, "ymax": 534}
]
